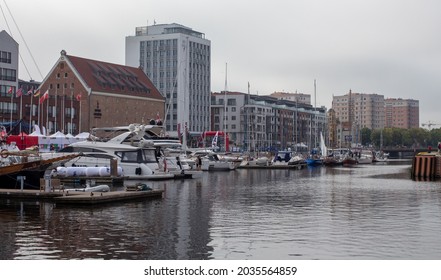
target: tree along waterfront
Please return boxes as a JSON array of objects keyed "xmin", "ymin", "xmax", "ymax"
[{"xmin": 361, "ymin": 127, "xmax": 441, "ymax": 149}]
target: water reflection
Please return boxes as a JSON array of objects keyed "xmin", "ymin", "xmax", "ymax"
[{"xmin": 2, "ymin": 160, "xmax": 441, "ymax": 259}]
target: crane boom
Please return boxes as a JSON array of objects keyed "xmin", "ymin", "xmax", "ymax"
[{"xmin": 422, "ymin": 121, "xmax": 441, "ymax": 130}]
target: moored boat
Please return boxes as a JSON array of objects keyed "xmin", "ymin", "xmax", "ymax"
[
  {"xmin": 305, "ymin": 157, "xmax": 324, "ymax": 166},
  {"xmin": 373, "ymin": 151, "xmax": 389, "ymax": 163},
  {"xmin": 323, "ymin": 156, "xmax": 342, "ymax": 166},
  {"xmin": 272, "ymin": 150, "xmax": 306, "ymax": 166},
  {"xmin": 0, "ymin": 145, "xmax": 81, "ymax": 189},
  {"xmin": 356, "ymin": 149, "xmax": 374, "ymax": 164},
  {"xmin": 341, "ymin": 154, "xmax": 358, "ymax": 166},
  {"xmin": 201, "ymin": 152, "xmax": 236, "ymax": 171}
]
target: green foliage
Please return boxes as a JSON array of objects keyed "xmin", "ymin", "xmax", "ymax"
[
  {"xmin": 360, "ymin": 127, "xmax": 371, "ymax": 146},
  {"xmin": 368, "ymin": 127, "xmax": 439, "ymax": 148}
]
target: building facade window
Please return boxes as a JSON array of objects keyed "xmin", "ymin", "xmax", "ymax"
[
  {"xmin": 0, "ymin": 67, "xmax": 16, "ymax": 81},
  {"xmin": 0, "ymin": 51, "xmax": 12, "ymax": 63}
]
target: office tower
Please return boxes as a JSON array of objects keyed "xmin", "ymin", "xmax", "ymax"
[{"xmin": 126, "ymin": 23, "xmax": 211, "ymax": 139}]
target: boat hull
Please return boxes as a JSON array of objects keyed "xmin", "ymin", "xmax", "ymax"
[
  {"xmin": 0, "ymin": 153, "xmax": 80, "ymax": 189},
  {"xmin": 306, "ymin": 158, "xmax": 323, "ymax": 166}
]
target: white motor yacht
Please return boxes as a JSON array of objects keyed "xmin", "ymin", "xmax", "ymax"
[
  {"xmin": 57, "ymin": 131, "xmax": 174, "ymax": 180},
  {"xmin": 58, "ymin": 123, "xmax": 202, "ymax": 179}
]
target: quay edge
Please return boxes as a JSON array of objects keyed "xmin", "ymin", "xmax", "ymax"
[{"xmin": 411, "ymin": 152, "xmax": 441, "ymax": 179}]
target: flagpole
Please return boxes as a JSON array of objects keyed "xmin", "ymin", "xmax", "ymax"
[
  {"xmin": 54, "ymin": 87, "xmax": 57, "ymax": 132},
  {"xmin": 19, "ymin": 93, "xmax": 23, "ymax": 134},
  {"xmin": 79, "ymin": 95, "xmax": 82, "ymax": 133},
  {"xmin": 61, "ymin": 93, "xmax": 64, "ymax": 133},
  {"xmin": 70, "ymin": 90, "xmax": 73, "ymax": 134},
  {"xmin": 9, "ymin": 91, "xmax": 13, "ymax": 132},
  {"xmin": 46, "ymin": 90, "xmax": 49, "ymax": 135},
  {"xmin": 37, "ymin": 96, "xmax": 40, "ymax": 132},
  {"xmin": 29, "ymin": 89, "xmax": 33, "ymax": 133}
]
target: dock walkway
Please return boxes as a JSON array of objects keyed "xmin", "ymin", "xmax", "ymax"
[{"xmin": 0, "ymin": 188, "xmax": 164, "ymax": 205}]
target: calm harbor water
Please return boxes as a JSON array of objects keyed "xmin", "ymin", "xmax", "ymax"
[{"xmin": 1, "ymin": 160, "xmax": 441, "ymax": 260}]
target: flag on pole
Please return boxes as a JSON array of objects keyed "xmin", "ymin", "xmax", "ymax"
[
  {"xmin": 16, "ymin": 87, "xmax": 23, "ymax": 97},
  {"xmin": 76, "ymin": 94, "xmax": 81, "ymax": 101},
  {"xmin": 34, "ymin": 89, "xmax": 41, "ymax": 97},
  {"xmin": 39, "ymin": 90, "xmax": 49, "ymax": 104},
  {"xmin": 27, "ymin": 86, "xmax": 34, "ymax": 95},
  {"xmin": 211, "ymin": 131, "xmax": 219, "ymax": 147},
  {"xmin": 7, "ymin": 86, "xmax": 13, "ymax": 95}
]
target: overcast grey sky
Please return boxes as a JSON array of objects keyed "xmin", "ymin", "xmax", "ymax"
[{"xmin": 2, "ymin": 0, "xmax": 440, "ymax": 126}]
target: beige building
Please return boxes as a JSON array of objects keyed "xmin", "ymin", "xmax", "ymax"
[
  {"xmin": 270, "ymin": 92, "xmax": 311, "ymax": 105},
  {"xmin": 331, "ymin": 90, "xmax": 420, "ymax": 147},
  {"xmin": 385, "ymin": 98, "xmax": 419, "ymax": 128},
  {"xmin": 331, "ymin": 90, "xmax": 385, "ymax": 147},
  {"xmin": 37, "ymin": 50, "xmax": 165, "ymax": 134},
  {"xmin": 332, "ymin": 90, "xmax": 385, "ymax": 130}
]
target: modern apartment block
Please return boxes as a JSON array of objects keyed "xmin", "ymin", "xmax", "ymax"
[
  {"xmin": 332, "ymin": 90, "xmax": 385, "ymax": 130},
  {"xmin": 331, "ymin": 90, "xmax": 385, "ymax": 147},
  {"xmin": 125, "ymin": 23, "xmax": 211, "ymax": 138},
  {"xmin": 211, "ymin": 91, "xmax": 327, "ymax": 152},
  {"xmin": 0, "ymin": 30, "xmax": 19, "ymax": 124},
  {"xmin": 331, "ymin": 90, "xmax": 420, "ymax": 147},
  {"xmin": 384, "ymin": 98, "xmax": 419, "ymax": 129}
]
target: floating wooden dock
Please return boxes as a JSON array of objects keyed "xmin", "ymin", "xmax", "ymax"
[
  {"xmin": 57, "ymin": 176, "xmax": 125, "ymax": 186},
  {"xmin": 411, "ymin": 152, "xmax": 441, "ymax": 179},
  {"xmin": 0, "ymin": 188, "xmax": 164, "ymax": 205}
]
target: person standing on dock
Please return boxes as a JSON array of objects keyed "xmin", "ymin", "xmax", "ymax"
[
  {"xmin": 176, "ymin": 156, "xmax": 182, "ymax": 170},
  {"xmin": 197, "ymin": 156, "xmax": 202, "ymax": 170}
]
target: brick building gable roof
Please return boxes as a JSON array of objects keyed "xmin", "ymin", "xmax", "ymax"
[{"xmin": 66, "ymin": 54, "xmax": 164, "ymax": 101}]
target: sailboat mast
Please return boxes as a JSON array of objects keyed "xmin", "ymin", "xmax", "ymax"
[
  {"xmin": 246, "ymin": 82, "xmax": 250, "ymax": 152},
  {"xmin": 314, "ymin": 79, "xmax": 316, "ymax": 108},
  {"xmin": 224, "ymin": 63, "xmax": 228, "ymax": 152},
  {"xmin": 295, "ymin": 97, "xmax": 298, "ymax": 152},
  {"xmin": 314, "ymin": 79, "xmax": 317, "ymax": 148}
]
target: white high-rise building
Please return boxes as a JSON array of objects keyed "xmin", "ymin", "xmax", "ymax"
[
  {"xmin": 0, "ymin": 30, "xmax": 19, "ymax": 97},
  {"xmin": 125, "ymin": 23, "xmax": 211, "ymax": 138}
]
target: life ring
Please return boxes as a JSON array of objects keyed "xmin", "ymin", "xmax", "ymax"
[{"xmin": 1, "ymin": 149, "xmax": 9, "ymax": 158}]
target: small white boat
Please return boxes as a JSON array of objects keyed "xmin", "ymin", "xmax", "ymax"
[
  {"xmin": 357, "ymin": 149, "xmax": 373, "ymax": 164},
  {"xmin": 373, "ymin": 151, "xmax": 389, "ymax": 163},
  {"xmin": 240, "ymin": 157, "xmax": 271, "ymax": 167},
  {"xmin": 201, "ymin": 153, "xmax": 236, "ymax": 171},
  {"xmin": 273, "ymin": 150, "xmax": 306, "ymax": 166}
]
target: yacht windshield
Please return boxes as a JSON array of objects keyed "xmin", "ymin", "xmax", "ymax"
[
  {"xmin": 116, "ymin": 149, "xmax": 157, "ymax": 163},
  {"xmin": 142, "ymin": 149, "xmax": 158, "ymax": 163}
]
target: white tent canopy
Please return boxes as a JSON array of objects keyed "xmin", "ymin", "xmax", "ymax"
[
  {"xmin": 75, "ymin": 132, "xmax": 90, "ymax": 139},
  {"xmin": 37, "ymin": 131, "xmax": 90, "ymax": 152}
]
